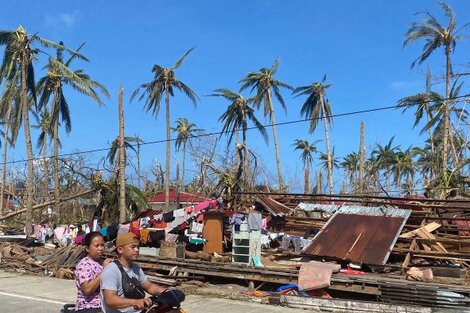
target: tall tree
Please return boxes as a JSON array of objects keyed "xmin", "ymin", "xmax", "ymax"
[
  {"xmin": 293, "ymin": 75, "xmax": 335, "ymax": 194},
  {"xmin": 37, "ymin": 42, "xmax": 108, "ymax": 219},
  {"xmin": 0, "ymin": 79, "xmax": 19, "ymax": 216},
  {"xmin": 0, "ymin": 26, "xmax": 71, "ymax": 233},
  {"xmin": 131, "ymin": 48, "xmax": 198, "ymax": 210},
  {"xmin": 118, "ymin": 85, "xmax": 126, "ymax": 223},
  {"xmin": 171, "ymin": 117, "xmax": 203, "ymax": 189},
  {"xmin": 212, "ymin": 88, "xmax": 267, "ymax": 190},
  {"xmin": 404, "ymin": 1, "xmax": 468, "ymax": 198},
  {"xmin": 292, "ymin": 139, "xmax": 319, "ymax": 194},
  {"xmin": 106, "ymin": 136, "xmax": 143, "ymax": 167},
  {"xmin": 341, "ymin": 152, "xmax": 360, "ymax": 193},
  {"xmin": 372, "ymin": 137, "xmax": 400, "ymax": 192},
  {"xmin": 240, "ymin": 59, "xmax": 292, "ymax": 189},
  {"xmin": 33, "ymin": 106, "xmax": 53, "ymax": 203},
  {"xmin": 397, "ymin": 67, "xmax": 436, "ymax": 179}
]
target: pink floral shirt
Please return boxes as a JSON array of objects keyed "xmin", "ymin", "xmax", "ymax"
[{"xmin": 75, "ymin": 256, "xmax": 103, "ymax": 311}]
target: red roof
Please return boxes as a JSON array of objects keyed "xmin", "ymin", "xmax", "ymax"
[{"xmin": 148, "ymin": 189, "xmax": 210, "ymax": 204}]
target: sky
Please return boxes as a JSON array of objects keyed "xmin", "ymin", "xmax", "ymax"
[{"xmin": 0, "ymin": 1, "xmax": 469, "ymax": 192}]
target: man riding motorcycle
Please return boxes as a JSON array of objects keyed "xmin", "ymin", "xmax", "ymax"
[{"xmin": 100, "ymin": 233, "xmax": 184, "ymax": 313}]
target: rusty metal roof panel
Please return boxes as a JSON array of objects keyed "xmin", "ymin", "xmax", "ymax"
[
  {"xmin": 303, "ymin": 208, "xmax": 410, "ymax": 265},
  {"xmin": 256, "ymin": 196, "xmax": 291, "ymax": 216}
]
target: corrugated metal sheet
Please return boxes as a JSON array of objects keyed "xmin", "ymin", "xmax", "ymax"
[
  {"xmin": 296, "ymin": 202, "xmax": 341, "ymax": 213},
  {"xmin": 256, "ymin": 196, "xmax": 291, "ymax": 216},
  {"xmin": 337, "ymin": 205, "xmax": 412, "ymax": 219},
  {"xmin": 303, "ymin": 206, "xmax": 411, "ymax": 265}
]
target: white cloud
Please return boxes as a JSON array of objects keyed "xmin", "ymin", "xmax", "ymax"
[
  {"xmin": 389, "ymin": 80, "xmax": 421, "ymax": 91},
  {"xmin": 44, "ymin": 11, "xmax": 79, "ymax": 29}
]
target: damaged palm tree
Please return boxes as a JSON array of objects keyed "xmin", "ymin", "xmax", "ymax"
[{"xmin": 210, "ymin": 88, "xmax": 267, "ymax": 192}]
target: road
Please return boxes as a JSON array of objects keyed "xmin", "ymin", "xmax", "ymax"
[{"xmin": 0, "ymin": 271, "xmax": 307, "ymax": 313}]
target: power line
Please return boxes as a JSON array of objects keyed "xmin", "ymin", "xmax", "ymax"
[{"xmin": 2, "ymin": 93, "xmax": 470, "ymax": 166}]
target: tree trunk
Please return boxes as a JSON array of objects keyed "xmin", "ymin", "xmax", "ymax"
[
  {"xmin": 320, "ymin": 95, "xmax": 334, "ymax": 194},
  {"xmin": 164, "ymin": 89, "xmax": 170, "ymax": 210},
  {"xmin": 359, "ymin": 122, "xmax": 365, "ymax": 194},
  {"xmin": 242, "ymin": 124, "xmax": 248, "ymax": 191},
  {"xmin": 53, "ymin": 115, "xmax": 60, "ymax": 221},
  {"xmin": 316, "ymin": 171, "xmax": 322, "ymax": 194},
  {"xmin": 440, "ymin": 47, "xmax": 451, "ymax": 198},
  {"xmin": 21, "ymin": 60, "xmax": 35, "ymax": 235},
  {"xmin": 0, "ymin": 106, "xmax": 10, "ymax": 217},
  {"xmin": 181, "ymin": 141, "xmax": 186, "ymax": 190},
  {"xmin": 304, "ymin": 166, "xmax": 310, "ymax": 194},
  {"xmin": 266, "ymin": 91, "xmax": 284, "ymax": 189},
  {"xmin": 42, "ymin": 134, "xmax": 50, "ymax": 204},
  {"xmin": 137, "ymin": 141, "xmax": 141, "ymax": 190},
  {"xmin": 118, "ymin": 85, "xmax": 126, "ymax": 223}
]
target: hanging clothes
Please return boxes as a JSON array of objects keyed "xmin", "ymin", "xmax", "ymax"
[{"xmin": 247, "ymin": 213, "xmax": 262, "ymax": 231}]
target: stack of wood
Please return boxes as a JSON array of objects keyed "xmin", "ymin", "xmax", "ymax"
[
  {"xmin": 395, "ymin": 222, "xmax": 470, "ymax": 273},
  {"xmin": 0, "ymin": 242, "xmax": 85, "ymax": 279}
]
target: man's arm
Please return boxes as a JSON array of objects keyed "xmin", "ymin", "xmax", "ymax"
[
  {"xmin": 140, "ymin": 280, "xmax": 166, "ymax": 296},
  {"xmin": 103, "ymin": 290, "xmax": 151, "ymax": 310}
]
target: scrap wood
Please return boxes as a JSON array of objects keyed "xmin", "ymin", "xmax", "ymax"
[{"xmin": 400, "ymin": 222, "xmax": 441, "ymax": 239}]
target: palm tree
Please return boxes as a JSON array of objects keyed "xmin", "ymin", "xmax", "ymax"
[
  {"xmin": 0, "ymin": 26, "xmax": 72, "ymax": 233},
  {"xmin": 293, "ymin": 75, "xmax": 334, "ymax": 194},
  {"xmin": 37, "ymin": 41, "xmax": 108, "ymax": 219},
  {"xmin": 0, "ymin": 78, "xmax": 19, "ymax": 216},
  {"xmin": 391, "ymin": 147, "xmax": 416, "ymax": 193},
  {"xmin": 292, "ymin": 139, "xmax": 319, "ymax": 194},
  {"xmin": 397, "ymin": 67, "xmax": 435, "ymax": 156},
  {"xmin": 107, "ymin": 136, "xmax": 143, "ymax": 168},
  {"xmin": 404, "ymin": 1, "xmax": 468, "ymax": 197},
  {"xmin": 240, "ymin": 58, "xmax": 293, "ymax": 189},
  {"xmin": 131, "ymin": 48, "xmax": 198, "ymax": 210},
  {"xmin": 212, "ymin": 88, "xmax": 268, "ymax": 191},
  {"xmin": 171, "ymin": 117, "xmax": 203, "ymax": 188},
  {"xmin": 341, "ymin": 152, "xmax": 360, "ymax": 193},
  {"xmin": 372, "ymin": 137, "xmax": 400, "ymax": 192},
  {"xmin": 318, "ymin": 147, "xmax": 339, "ymax": 177},
  {"xmin": 32, "ymin": 107, "xmax": 53, "ymax": 203}
]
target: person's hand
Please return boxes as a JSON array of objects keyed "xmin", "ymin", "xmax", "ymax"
[
  {"xmin": 103, "ymin": 258, "xmax": 113, "ymax": 267},
  {"xmin": 133, "ymin": 298, "xmax": 152, "ymax": 310},
  {"xmin": 160, "ymin": 288, "xmax": 185, "ymax": 307}
]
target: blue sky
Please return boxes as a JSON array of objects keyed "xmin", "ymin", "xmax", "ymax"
[{"xmin": 1, "ymin": 1, "xmax": 469, "ymax": 191}]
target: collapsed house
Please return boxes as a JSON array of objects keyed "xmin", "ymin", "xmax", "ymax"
[{"xmin": 2, "ymin": 192, "xmax": 470, "ymax": 311}]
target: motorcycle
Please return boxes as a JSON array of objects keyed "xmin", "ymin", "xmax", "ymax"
[{"xmin": 61, "ymin": 291, "xmax": 186, "ymax": 313}]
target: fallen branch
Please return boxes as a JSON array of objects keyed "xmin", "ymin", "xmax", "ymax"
[{"xmin": 0, "ymin": 189, "xmax": 96, "ymax": 221}]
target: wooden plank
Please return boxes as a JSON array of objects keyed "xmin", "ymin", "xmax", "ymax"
[
  {"xmin": 402, "ymin": 239, "xmax": 416, "ymax": 269},
  {"xmin": 400, "ymin": 222, "xmax": 441, "ymax": 239},
  {"xmin": 415, "ymin": 228, "xmax": 447, "ymax": 253}
]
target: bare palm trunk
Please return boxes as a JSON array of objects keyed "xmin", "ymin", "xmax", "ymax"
[
  {"xmin": 0, "ymin": 106, "xmax": 10, "ymax": 217},
  {"xmin": 440, "ymin": 47, "xmax": 451, "ymax": 198},
  {"xmin": 359, "ymin": 122, "xmax": 365, "ymax": 194},
  {"xmin": 304, "ymin": 166, "xmax": 310, "ymax": 194},
  {"xmin": 137, "ymin": 142, "xmax": 141, "ymax": 190},
  {"xmin": 266, "ymin": 92, "xmax": 284, "ymax": 189},
  {"xmin": 42, "ymin": 136, "xmax": 49, "ymax": 203},
  {"xmin": 320, "ymin": 95, "xmax": 333, "ymax": 194},
  {"xmin": 21, "ymin": 60, "xmax": 35, "ymax": 235},
  {"xmin": 181, "ymin": 141, "xmax": 186, "ymax": 190},
  {"xmin": 242, "ymin": 125, "xmax": 249, "ymax": 191},
  {"xmin": 164, "ymin": 89, "xmax": 170, "ymax": 210},
  {"xmin": 53, "ymin": 116, "xmax": 60, "ymax": 220},
  {"xmin": 118, "ymin": 85, "xmax": 126, "ymax": 223}
]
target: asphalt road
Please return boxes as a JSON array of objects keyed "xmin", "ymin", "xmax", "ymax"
[{"xmin": 0, "ymin": 271, "xmax": 308, "ymax": 313}]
